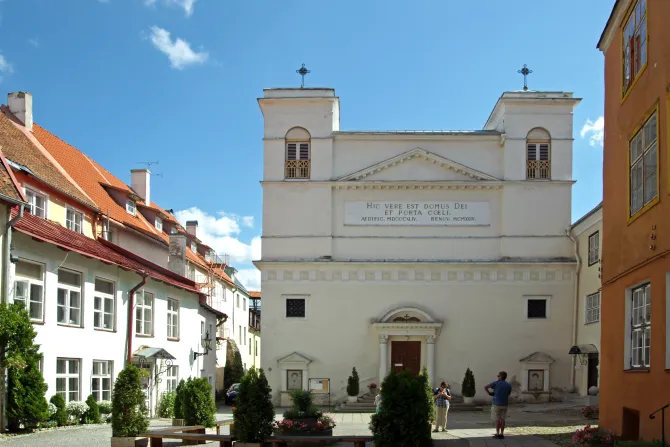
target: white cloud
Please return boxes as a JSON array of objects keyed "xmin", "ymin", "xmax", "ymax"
[
  {"xmin": 0, "ymin": 54, "xmax": 12, "ymax": 74},
  {"xmin": 144, "ymin": 0, "xmax": 196, "ymax": 17},
  {"xmin": 237, "ymin": 268, "xmax": 261, "ymax": 291},
  {"xmin": 174, "ymin": 207, "xmax": 261, "ymax": 265},
  {"xmin": 242, "ymin": 216, "xmax": 254, "ymax": 228},
  {"xmin": 148, "ymin": 26, "xmax": 208, "ymax": 70},
  {"xmin": 580, "ymin": 116, "xmax": 604, "ymax": 148},
  {"xmin": 28, "ymin": 38, "xmax": 39, "ymax": 48}
]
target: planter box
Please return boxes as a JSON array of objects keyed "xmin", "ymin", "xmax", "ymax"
[
  {"xmin": 110, "ymin": 437, "xmax": 149, "ymax": 447},
  {"xmin": 172, "ymin": 418, "xmax": 185, "ymax": 426},
  {"xmin": 347, "ymin": 395, "xmax": 358, "ymax": 403},
  {"xmin": 274, "ymin": 429, "xmax": 333, "ymax": 437},
  {"xmin": 234, "ymin": 443, "xmax": 262, "ymax": 447}
]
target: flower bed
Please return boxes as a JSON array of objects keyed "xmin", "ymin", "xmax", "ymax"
[
  {"xmin": 572, "ymin": 425, "xmax": 614, "ymax": 445},
  {"xmin": 581, "ymin": 405, "xmax": 599, "ymax": 419},
  {"xmin": 274, "ymin": 415, "xmax": 336, "ymax": 436}
]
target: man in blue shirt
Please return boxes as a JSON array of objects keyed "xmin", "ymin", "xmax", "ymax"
[{"xmin": 484, "ymin": 371, "xmax": 512, "ymax": 439}]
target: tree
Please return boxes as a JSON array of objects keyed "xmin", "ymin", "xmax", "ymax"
[
  {"xmin": 85, "ymin": 394, "xmax": 101, "ymax": 424},
  {"xmin": 369, "ymin": 370, "xmax": 433, "ymax": 447},
  {"xmin": 234, "ymin": 367, "xmax": 275, "ymax": 442},
  {"xmin": 420, "ymin": 366, "xmax": 436, "ymax": 424},
  {"xmin": 0, "ymin": 303, "xmax": 49, "ymax": 431},
  {"xmin": 49, "ymin": 394, "xmax": 68, "ymax": 426},
  {"xmin": 111, "ymin": 365, "xmax": 149, "ymax": 437},
  {"xmin": 173, "ymin": 379, "xmax": 186, "ymax": 419},
  {"xmin": 346, "ymin": 367, "xmax": 360, "ymax": 397},
  {"xmin": 461, "ymin": 368, "xmax": 476, "ymax": 398},
  {"xmin": 224, "ymin": 341, "xmax": 244, "ymax": 390},
  {"xmin": 182, "ymin": 377, "xmax": 217, "ymax": 427}
]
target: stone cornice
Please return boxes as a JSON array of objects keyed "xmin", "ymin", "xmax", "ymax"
[{"xmin": 260, "ymin": 180, "xmax": 576, "ymax": 187}]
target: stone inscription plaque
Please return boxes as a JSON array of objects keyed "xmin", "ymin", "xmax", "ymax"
[{"xmin": 344, "ymin": 201, "xmax": 491, "ymax": 226}]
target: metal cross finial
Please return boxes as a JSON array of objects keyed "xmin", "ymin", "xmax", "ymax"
[
  {"xmin": 296, "ymin": 63, "xmax": 310, "ymax": 88},
  {"xmin": 518, "ymin": 64, "xmax": 533, "ymax": 91}
]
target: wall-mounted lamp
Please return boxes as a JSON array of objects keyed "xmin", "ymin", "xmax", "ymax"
[{"xmin": 193, "ymin": 332, "xmax": 213, "ymax": 361}]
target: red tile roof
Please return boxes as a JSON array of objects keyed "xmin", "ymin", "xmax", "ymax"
[
  {"xmin": 249, "ymin": 291, "xmax": 261, "ymax": 299},
  {"xmin": 0, "ymin": 147, "xmax": 26, "ymax": 204}
]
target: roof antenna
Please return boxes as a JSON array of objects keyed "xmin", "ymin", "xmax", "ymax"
[{"xmin": 137, "ymin": 161, "xmax": 159, "ymax": 169}]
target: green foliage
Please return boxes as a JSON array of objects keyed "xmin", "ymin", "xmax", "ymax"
[
  {"xmin": 284, "ymin": 389, "xmax": 321, "ymax": 419},
  {"xmin": 346, "ymin": 367, "xmax": 360, "ymax": 397},
  {"xmin": 98, "ymin": 400, "xmax": 113, "ymax": 415},
  {"xmin": 111, "ymin": 365, "xmax": 149, "ymax": 437},
  {"xmin": 461, "ymin": 368, "xmax": 476, "ymax": 398},
  {"xmin": 1, "ymin": 303, "xmax": 50, "ymax": 431},
  {"xmin": 85, "ymin": 395, "xmax": 101, "ymax": 424},
  {"xmin": 182, "ymin": 377, "xmax": 217, "ymax": 427},
  {"xmin": 224, "ymin": 341, "xmax": 244, "ymax": 390},
  {"xmin": 173, "ymin": 379, "xmax": 186, "ymax": 419},
  {"xmin": 420, "ymin": 366, "xmax": 436, "ymax": 423},
  {"xmin": 369, "ymin": 370, "xmax": 433, "ymax": 447},
  {"xmin": 157, "ymin": 391, "xmax": 176, "ymax": 418},
  {"xmin": 49, "ymin": 394, "xmax": 68, "ymax": 426},
  {"xmin": 233, "ymin": 367, "xmax": 275, "ymax": 442}
]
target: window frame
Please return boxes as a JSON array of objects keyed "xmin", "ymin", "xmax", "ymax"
[
  {"xmin": 135, "ymin": 290, "xmax": 154, "ymax": 337},
  {"xmin": 126, "ymin": 199, "xmax": 136, "ymax": 216},
  {"xmin": 65, "ymin": 206, "xmax": 84, "ymax": 234},
  {"xmin": 24, "ymin": 186, "xmax": 48, "ymax": 219},
  {"xmin": 585, "ymin": 292, "xmax": 601, "ymax": 324},
  {"xmin": 167, "ymin": 298, "xmax": 180, "ymax": 340},
  {"xmin": 56, "ymin": 358, "xmax": 81, "ymax": 403},
  {"xmin": 628, "ymin": 106, "xmax": 659, "ymax": 221},
  {"xmin": 93, "ymin": 277, "xmax": 115, "ymax": 331},
  {"xmin": 155, "ymin": 217, "xmax": 163, "ymax": 232},
  {"xmin": 285, "ymin": 295, "xmax": 308, "ymax": 319},
  {"xmin": 13, "ymin": 259, "xmax": 45, "ymax": 323},
  {"xmin": 57, "ymin": 268, "xmax": 83, "ymax": 327},
  {"xmin": 621, "ymin": 0, "xmax": 648, "ymax": 100},
  {"xmin": 629, "ymin": 283, "xmax": 651, "ymax": 369},
  {"xmin": 587, "ymin": 231, "xmax": 600, "ymax": 266},
  {"xmin": 166, "ymin": 365, "xmax": 179, "ymax": 392},
  {"xmin": 524, "ymin": 296, "xmax": 551, "ymax": 320},
  {"xmin": 91, "ymin": 360, "xmax": 113, "ymax": 401}
]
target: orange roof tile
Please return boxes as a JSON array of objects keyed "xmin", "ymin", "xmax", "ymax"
[
  {"xmin": 0, "ymin": 107, "xmax": 98, "ymax": 210},
  {"xmin": 249, "ymin": 291, "xmax": 261, "ymax": 299},
  {"xmin": 0, "ymin": 147, "xmax": 26, "ymax": 204}
]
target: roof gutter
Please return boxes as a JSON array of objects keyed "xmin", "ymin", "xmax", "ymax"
[{"xmin": 127, "ymin": 272, "xmax": 149, "ymax": 365}]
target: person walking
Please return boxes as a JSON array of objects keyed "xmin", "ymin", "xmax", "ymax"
[
  {"xmin": 484, "ymin": 371, "xmax": 512, "ymax": 439},
  {"xmin": 374, "ymin": 387, "xmax": 382, "ymax": 413},
  {"xmin": 433, "ymin": 381, "xmax": 451, "ymax": 433}
]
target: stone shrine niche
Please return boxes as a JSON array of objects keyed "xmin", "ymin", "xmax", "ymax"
[
  {"xmin": 277, "ymin": 352, "xmax": 312, "ymax": 407},
  {"xmin": 527, "ymin": 369, "xmax": 544, "ymax": 391},
  {"xmin": 287, "ymin": 370, "xmax": 303, "ymax": 390},
  {"xmin": 519, "ymin": 352, "xmax": 554, "ymax": 403}
]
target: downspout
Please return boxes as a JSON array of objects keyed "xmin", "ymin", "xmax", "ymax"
[
  {"xmin": 566, "ymin": 227, "xmax": 581, "ymax": 390},
  {"xmin": 127, "ymin": 272, "xmax": 149, "ymax": 366}
]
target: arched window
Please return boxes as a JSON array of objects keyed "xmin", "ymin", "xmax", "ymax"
[
  {"xmin": 526, "ymin": 128, "xmax": 551, "ymax": 179},
  {"xmin": 285, "ymin": 127, "xmax": 311, "ymax": 179}
]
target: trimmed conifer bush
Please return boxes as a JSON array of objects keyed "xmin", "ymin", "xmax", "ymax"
[
  {"xmin": 233, "ymin": 366, "xmax": 275, "ymax": 442},
  {"xmin": 420, "ymin": 366, "xmax": 436, "ymax": 423},
  {"xmin": 346, "ymin": 367, "xmax": 360, "ymax": 397},
  {"xmin": 461, "ymin": 368, "xmax": 476, "ymax": 398},
  {"xmin": 369, "ymin": 369, "xmax": 432, "ymax": 447},
  {"xmin": 182, "ymin": 377, "xmax": 217, "ymax": 427},
  {"xmin": 111, "ymin": 364, "xmax": 148, "ymax": 437},
  {"xmin": 49, "ymin": 394, "xmax": 68, "ymax": 426},
  {"xmin": 85, "ymin": 394, "xmax": 101, "ymax": 424},
  {"xmin": 157, "ymin": 391, "xmax": 176, "ymax": 418},
  {"xmin": 173, "ymin": 379, "xmax": 186, "ymax": 419}
]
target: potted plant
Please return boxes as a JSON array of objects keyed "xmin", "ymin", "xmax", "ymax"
[
  {"xmin": 367, "ymin": 383, "xmax": 378, "ymax": 395},
  {"xmin": 233, "ymin": 366, "xmax": 275, "ymax": 446},
  {"xmin": 274, "ymin": 390, "xmax": 335, "ymax": 437},
  {"xmin": 346, "ymin": 367, "xmax": 360, "ymax": 403},
  {"xmin": 111, "ymin": 365, "xmax": 149, "ymax": 447},
  {"xmin": 571, "ymin": 425, "xmax": 615, "ymax": 445},
  {"xmin": 581, "ymin": 405, "xmax": 599, "ymax": 420},
  {"xmin": 461, "ymin": 368, "xmax": 476, "ymax": 404},
  {"xmin": 182, "ymin": 377, "xmax": 217, "ymax": 427},
  {"xmin": 172, "ymin": 379, "xmax": 186, "ymax": 426}
]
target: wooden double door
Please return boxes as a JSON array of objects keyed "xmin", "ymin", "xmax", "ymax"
[{"xmin": 391, "ymin": 341, "xmax": 421, "ymax": 375}]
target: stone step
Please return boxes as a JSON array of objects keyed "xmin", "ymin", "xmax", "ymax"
[{"xmin": 335, "ymin": 403, "xmax": 484, "ymax": 413}]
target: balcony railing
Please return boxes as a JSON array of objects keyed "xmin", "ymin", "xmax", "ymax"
[
  {"xmin": 650, "ymin": 401, "xmax": 669, "ymax": 446},
  {"xmin": 285, "ymin": 160, "xmax": 310, "ymax": 179},
  {"xmin": 526, "ymin": 160, "xmax": 551, "ymax": 179}
]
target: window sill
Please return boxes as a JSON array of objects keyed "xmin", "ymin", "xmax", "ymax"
[
  {"xmin": 94, "ymin": 328, "xmax": 116, "ymax": 333},
  {"xmin": 587, "ymin": 261, "xmax": 600, "ymax": 267},
  {"xmin": 135, "ymin": 334, "xmax": 153, "ymax": 338},
  {"xmin": 30, "ymin": 320, "xmax": 45, "ymax": 325},
  {"xmin": 624, "ymin": 368, "xmax": 650, "ymax": 373},
  {"xmin": 57, "ymin": 323, "xmax": 83, "ymax": 329},
  {"xmin": 584, "ymin": 321, "xmax": 600, "ymax": 325},
  {"xmin": 167, "ymin": 337, "xmax": 180, "ymax": 342},
  {"xmin": 628, "ymin": 196, "xmax": 659, "ymax": 225}
]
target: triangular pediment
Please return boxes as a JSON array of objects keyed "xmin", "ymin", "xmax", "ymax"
[
  {"xmin": 519, "ymin": 352, "xmax": 555, "ymax": 364},
  {"xmin": 336, "ymin": 148, "xmax": 500, "ymax": 182},
  {"xmin": 277, "ymin": 351, "xmax": 312, "ymax": 365}
]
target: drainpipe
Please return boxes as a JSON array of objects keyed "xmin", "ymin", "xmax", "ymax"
[
  {"xmin": 1, "ymin": 204, "xmax": 24, "ymax": 432},
  {"xmin": 127, "ymin": 273, "xmax": 149, "ymax": 366},
  {"xmin": 566, "ymin": 228, "xmax": 581, "ymax": 390}
]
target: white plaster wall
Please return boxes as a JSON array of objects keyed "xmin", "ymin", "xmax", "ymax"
[
  {"xmin": 11, "ymin": 234, "xmax": 217, "ymax": 413},
  {"xmin": 260, "ymin": 268, "xmax": 574, "ymax": 404},
  {"xmin": 113, "ymin": 226, "xmax": 168, "ymax": 270}
]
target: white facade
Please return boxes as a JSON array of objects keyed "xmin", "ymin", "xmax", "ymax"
[
  {"xmin": 10, "ymin": 232, "xmax": 217, "ymax": 416},
  {"xmin": 256, "ymin": 87, "xmax": 581, "ymax": 405}
]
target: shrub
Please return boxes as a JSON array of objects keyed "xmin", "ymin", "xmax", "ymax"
[
  {"xmin": 420, "ymin": 366, "xmax": 436, "ymax": 423},
  {"xmin": 346, "ymin": 367, "xmax": 360, "ymax": 397},
  {"xmin": 49, "ymin": 394, "xmax": 68, "ymax": 426},
  {"xmin": 572, "ymin": 425, "xmax": 614, "ymax": 445},
  {"xmin": 66, "ymin": 401, "xmax": 89, "ymax": 422},
  {"xmin": 461, "ymin": 368, "xmax": 476, "ymax": 398},
  {"xmin": 173, "ymin": 379, "xmax": 186, "ymax": 419},
  {"xmin": 224, "ymin": 341, "xmax": 244, "ymax": 390},
  {"xmin": 182, "ymin": 377, "xmax": 217, "ymax": 427},
  {"xmin": 111, "ymin": 364, "xmax": 149, "ymax": 437},
  {"xmin": 581, "ymin": 405, "xmax": 599, "ymax": 419},
  {"xmin": 84, "ymin": 395, "xmax": 101, "ymax": 424},
  {"xmin": 369, "ymin": 369, "xmax": 432, "ymax": 447},
  {"xmin": 233, "ymin": 366, "xmax": 275, "ymax": 442},
  {"xmin": 284, "ymin": 389, "xmax": 321, "ymax": 419},
  {"xmin": 157, "ymin": 391, "xmax": 176, "ymax": 418},
  {"xmin": 98, "ymin": 400, "xmax": 113, "ymax": 415}
]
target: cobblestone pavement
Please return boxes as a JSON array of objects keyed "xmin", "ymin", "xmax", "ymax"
[{"xmin": 0, "ymin": 404, "xmax": 587, "ymax": 446}]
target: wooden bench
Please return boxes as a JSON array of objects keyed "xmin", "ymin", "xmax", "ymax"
[
  {"xmin": 141, "ymin": 431, "xmax": 234, "ymax": 447},
  {"xmin": 215, "ymin": 418, "xmax": 234, "ymax": 435},
  {"xmin": 268, "ymin": 435, "xmax": 373, "ymax": 447}
]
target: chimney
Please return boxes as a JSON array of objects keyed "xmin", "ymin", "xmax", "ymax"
[
  {"xmin": 8, "ymin": 92, "xmax": 33, "ymax": 131},
  {"xmin": 130, "ymin": 169, "xmax": 150, "ymax": 205},
  {"xmin": 186, "ymin": 220, "xmax": 198, "ymax": 237},
  {"xmin": 168, "ymin": 233, "xmax": 187, "ymax": 277}
]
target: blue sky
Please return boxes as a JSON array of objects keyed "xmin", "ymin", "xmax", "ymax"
[{"xmin": 0, "ymin": 0, "xmax": 610, "ymax": 290}]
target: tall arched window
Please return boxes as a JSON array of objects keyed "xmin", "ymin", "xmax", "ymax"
[
  {"xmin": 526, "ymin": 128, "xmax": 551, "ymax": 179},
  {"xmin": 285, "ymin": 127, "xmax": 311, "ymax": 179}
]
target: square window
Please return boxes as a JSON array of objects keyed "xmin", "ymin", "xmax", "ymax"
[
  {"xmin": 66, "ymin": 208, "xmax": 83, "ymax": 233},
  {"xmin": 94, "ymin": 278, "xmax": 115, "ymax": 330},
  {"xmin": 155, "ymin": 217, "xmax": 163, "ymax": 232},
  {"xmin": 629, "ymin": 283, "xmax": 651, "ymax": 368},
  {"xmin": 622, "ymin": 0, "xmax": 648, "ymax": 95},
  {"xmin": 25, "ymin": 188, "xmax": 47, "ymax": 218},
  {"xmin": 167, "ymin": 298, "xmax": 179, "ymax": 339},
  {"xmin": 166, "ymin": 365, "xmax": 179, "ymax": 392},
  {"xmin": 527, "ymin": 299, "xmax": 547, "ymax": 319},
  {"xmin": 286, "ymin": 298, "xmax": 306, "ymax": 318},
  {"xmin": 126, "ymin": 200, "xmax": 136, "ymax": 216},
  {"xmin": 585, "ymin": 292, "xmax": 601, "ymax": 324},
  {"xmin": 629, "ymin": 111, "xmax": 658, "ymax": 217}
]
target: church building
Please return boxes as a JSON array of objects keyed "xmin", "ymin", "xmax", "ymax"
[{"xmin": 255, "ymin": 85, "xmax": 581, "ymax": 406}]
